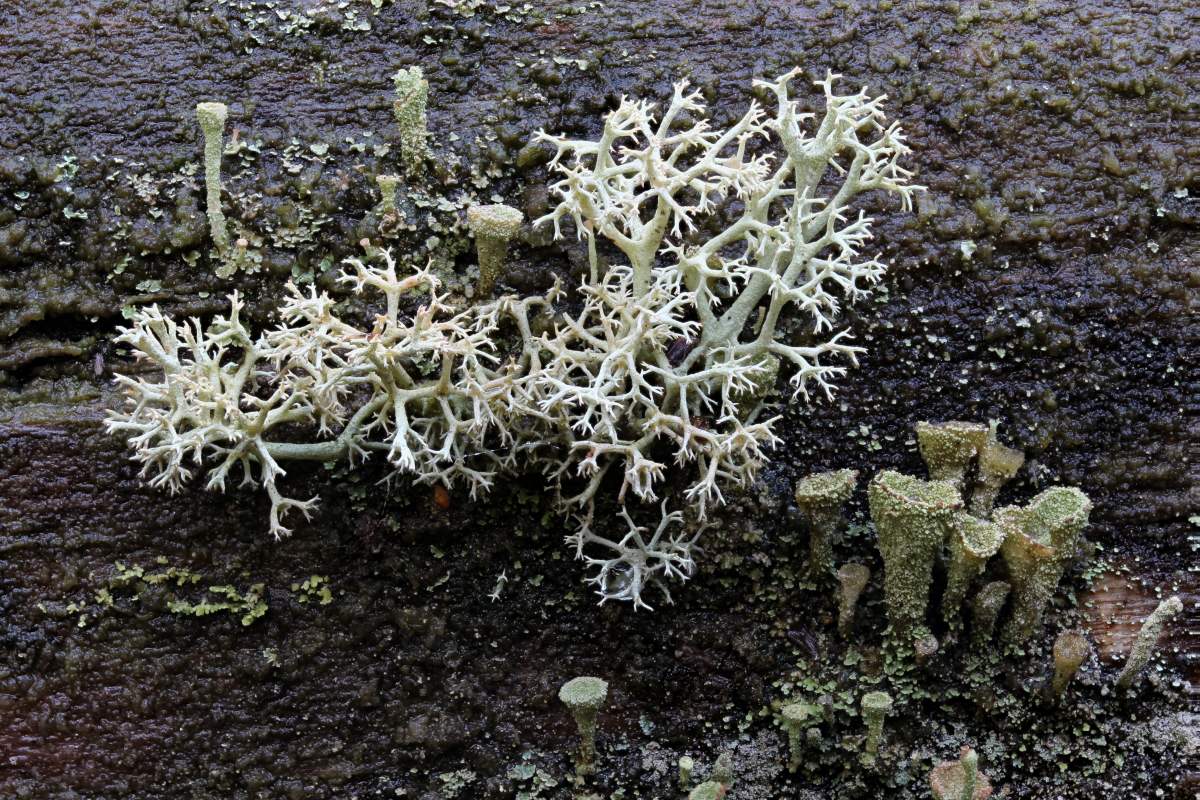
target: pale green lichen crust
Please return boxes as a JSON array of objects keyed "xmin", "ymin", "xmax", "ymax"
[
  {"xmin": 868, "ymin": 471, "xmax": 962, "ymax": 638},
  {"xmin": 794, "ymin": 468, "xmax": 858, "ymax": 579},
  {"xmin": 997, "ymin": 486, "xmax": 1091, "ymax": 645},
  {"xmin": 1116, "ymin": 595, "xmax": 1184, "ymax": 689},
  {"xmin": 915, "ymin": 420, "xmax": 989, "ymax": 489},
  {"xmin": 195, "ymin": 101, "xmax": 230, "ymax": 258}
]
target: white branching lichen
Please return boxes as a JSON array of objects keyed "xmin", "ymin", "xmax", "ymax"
[{"xmin": 107, "ymin": 71, "xmax": 920, "ymax": 608}]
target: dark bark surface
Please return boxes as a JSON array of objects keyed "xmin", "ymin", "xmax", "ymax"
[{"xmin": 0, "ymin": 1, "xmax": 1197, "ymax": 798}]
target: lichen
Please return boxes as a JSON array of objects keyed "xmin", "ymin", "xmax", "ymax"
[
  {"xmin": 914, "ymin": 420, "xmax": 989, "ymax": 491},
  {"xmin": 107, "ymin": 70, "xmax": 922, "ymax": 609},
  {"xmin": 836, "ymin": 562, "xmax": 871, "ymax": 638},
  {"xmin": 1049, "ymin": 629, "xmax": 1090, "ymax": 699},
  {"xmin": 860, "ymin": 690, "xmax": 893, "ymax": 767},
  {"xmin": 195, "ymin": 101, "xmax": 231, "ymax": 258},
  {"xmin": 996, "ymin": 486, "xmax": 1091, "ymax": 645},
  {"xmin": 969, "ymin": 580, "xmax": 1010, "ymax": 648},
  {"xmin": 465, "ymin": 203, "xmax": 522, "ymax": 297},
  {"xmin": 558, "ymin": 675, "xmax": 608, "ymax": 774},
  {"xmin": 1116, "ymin": 595, "xmax": 1184, "ymax": 689},
  {"xmin": 867, "ymin": 471, "xmax": 961, "ymax": 640},
  {"xmin": 942, "ymin": 512, "xmax": 1004, "ymax": 634},
  {"xmin": 929, "ymin": 746, "xmax": 992, "ymax": 800},
  {"xmin": 793, "ymin": 468, "xmax": 857, "ymax": 580},
  {"xmin": 393, "ymin": 66, "xmax": 431, "ymax": 175},
  {"xmin": 969, "ymin": 432, "xmax": 1025, "ymax": 518}
]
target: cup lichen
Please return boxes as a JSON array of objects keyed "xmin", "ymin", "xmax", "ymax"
[
  {"xmin": 943, "ymin": 512, "xmax": 1005, "ymax": 633},
  {"xmin": 558, "ymin": 676, "xmax": 609, "ymax": 774},
  {"xmin": 376, "ymin": 174, "xmax": 400, "ymax": 215},
  {"xmin": 930, "ymin": 745, "xmax": 992, "ymax": 800},
  {"xmin": 997, "ymin": 486, "xmax": 1091, "ymax": 645},
  {"xmin": 969, "ymin": 433, "xmax": 1024, "ymax": 518},
  {"xmin": 914, "ymin": 631, "xmax": 940, "ymax": 667},
  {"xmin": 860, "ymin": 690, "xmax": 893, "ymax": 767},
  {"xmin": 794, "ymin": 469, "xmax": 858, "ymax": 580},
  {"xmin": 780, "ymin": 702, "xmax": 819, "ymax": 772},
  {"xmin": 678, "ymin": 755, "xmax": 694, "ymax": 789},
  {"xmin": 970, "ymin": 580, "xmax": 1010, "ymax": 648},
  {"xmin": 868, "ymin": 471, "xmax": 962, "ymax": 640},
  {"xmin": 1049, "ymin": 629, "xmax": 1090, "ymax": 699},
  {"xmin": 915, "ymin": 421, "xmax": 989, "ymax": 490},
  {"xmin": 466, "ymin": 203, "xmax": 524, "ymax": 298},
  {"xmin": 393, "ymin": 66, "xmax": 430, "ymax": 175},
  {"xmin": 688, "ymin": 781, "xmax": 727, "ymax": 800},
  {"xmin": 836, "ymin": 562, "xmax": 871, "ymax": 637},
  {"xmin": 711, "ymin": 751, "xmax": 734, "ymax": 787}
]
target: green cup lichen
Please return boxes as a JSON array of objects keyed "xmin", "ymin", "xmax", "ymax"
[
  {"xmin": 1116, "ymin": 595, "xmax": 1183, "ymax": 689},
  {"xmin": 868, "ymin": 471, "xmax": 962, "ymax": 639},
  {"xmin": 558, "ymin": 676, "xmax": 609, "ymax": 774},
  {"xmin": 969, "ymin": 434, "xmax": 1025, "ymax": 518},
  {"xmin": 915, "ymin": 420, "xmax": 989, "ymax": 490},
  {"xmin": 794, "ymin": 469, "xmax": 858, "ymax": 580},
  {"xmin": 997, "ymin": 486, "xmax": 1091, "ymax": 645},
  {"xmin": 1050, "ymin": 629, "xmax": 1090, "ymax": 699},
  {"xmin": 970, "ymin": 580, "xmax": 1010, "ymax": 648},
  {"xmin": 678, "ymin": 755, "xmax": 694, "ymax": 789},
  {"xmin": 836, "ymin": 562, "xmax": 871, "ymax": 637},
  {"xmin": 195, "ymin": 101, "xmax": 230, "ymax": 258},
  {"xmin": 943, "ymin": 513, "xmax": 1005, "ymax": 632},
  {"xmin": 930, "ymin": 746, "xmax": 992, "ymax": 800},
  {"xmin": 781, "ymin": 702, "xmax": 819, "ymax": 772},
  {"xmin": 860, "ymin": 690, "xmax": 893, "ymax": 767},
  {"xmin": 466, "ymin": 203, "xmax": 523, "ymax": 297},
  {"xmin": 393, "ymin": 66, "xmax": 430, "ymax": 175}
]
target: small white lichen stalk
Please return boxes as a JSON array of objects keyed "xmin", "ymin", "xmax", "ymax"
[{"xmin": 107, "ymin": 71, "xmax": 921, "ymax": 609}]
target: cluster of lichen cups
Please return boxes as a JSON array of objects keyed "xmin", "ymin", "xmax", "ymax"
[
  {"xmin": 778, "ymin": 420, "xmax": 1185, "ymax": 780},
  {"xmin": 782, "ymin": 422, "xmax": 1091, "ymax": 772},
  {"xmin": 556, "ymin": 469, "xmax": 1181, "ymax": 793},
  {"xmin": 808, "ymin": 420, "xmax": 1094, "ymax": 656}
]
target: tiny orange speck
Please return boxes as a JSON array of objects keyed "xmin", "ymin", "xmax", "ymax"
[{"xmin": 433, "ymin": 485, "xmax": 450, "ymax": 510}]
